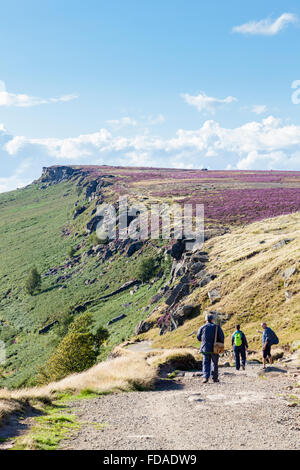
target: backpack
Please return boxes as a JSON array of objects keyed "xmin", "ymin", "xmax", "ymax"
[
  {"xmin": 269, "ymin": 329, "xmax": 279, "ymax": 345},
  {"xmin": 234, "ymin": 331, "xmax": 242, "ymax": 347}
]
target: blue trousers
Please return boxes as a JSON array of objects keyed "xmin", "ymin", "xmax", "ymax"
[
  {"xmin": 202, "ymin": 353, "xmax": 219, "ymax": 380},
  {"xmin": 234, "ymin": 346, "xmax": 246, "ymax": 370}
]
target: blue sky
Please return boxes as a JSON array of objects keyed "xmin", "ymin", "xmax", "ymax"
[{"xmin": 1, "ymin": 0, "xmax": 300, "ymax": 191}]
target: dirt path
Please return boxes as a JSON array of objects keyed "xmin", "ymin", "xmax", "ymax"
[{"xmin": 61, "ymin": 365, "xmax": 300, "ymax": 450}]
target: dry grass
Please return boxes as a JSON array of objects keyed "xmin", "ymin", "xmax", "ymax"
[
  {"xmin": 142, "ymin": 213, "xmax": 300, "ymax": 350},
  {"xmin": 0, "ymin": 346, "xmax": 199, "ymax": 427}
]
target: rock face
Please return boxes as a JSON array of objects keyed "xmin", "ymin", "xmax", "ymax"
[
  {"xmin": 41, "ymin": 166, "xmax": 81, "ymax": 184},
  {"xmin": 165, "ymin": 280, "xmax": 190, "ymax": 306}
]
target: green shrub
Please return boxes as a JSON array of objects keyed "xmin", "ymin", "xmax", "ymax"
[
  {"xmin": 67, "ymin": 246, "xmax": 76, "ymax": 258},
  {"xmin": 135, "ymin": 256, "xmax": 158, "ymax": 283},
  {"xmin": 89, "ymin": 232, "xmax": 109, "ymax": 246},
  {"xmin": 38, "ymin": 313, "xmax": 109, "ymax": 383},
  {"xmin": 25, "ymin": 267, "xmax": 41, "ymax": 295}
]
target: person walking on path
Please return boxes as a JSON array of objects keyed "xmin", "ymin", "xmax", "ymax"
[
  {"xmin": 257, "ymin": 322, "xmax": 279, "ymax": 369},
  {"xmin": 232, "ymin": 324, "xmax": 248, "ymax": 371},
  {"xmin": 197, "ymin": 314, "xmax": 225, "ymax": 384}
]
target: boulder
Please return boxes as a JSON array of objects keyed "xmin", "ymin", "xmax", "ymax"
[
  {"xmin": 272, "ymin": 239, "xmax": 293, "ymax": 250},
  {"xmin": 134, "ymin": 321, "xmax": 152, "ymax": 335},
  {"xmin": 86, "ymin": 215, "xmax": 103, "ymax": 233},
  {"xmin": 208, "ymin": 287, "xmax": 221, "ymax": 304},
  {"xmin": 107, "ymin": 314, "xmax": 127, "ymax": 326},
  {"xmin": 283, "ymin": 266, "xmax": 297, "ymax": 286},
  {"xmin": 73, "ymin": 205, "xmax": 87, "ymax": 220},
  {"xmin": 150, "ymin": 293, "xmax": 163, "ymax": 305},
  {"xmin": 190, "ymin": 262, "xmax": 205, "ymax": 275},
  {"xmin": 171, "ymin": 260, "xmax": 186, "ymax": 279},
  {"xmin": 126, "ymin": 241, "xmax": 143, "ymax": 257},
  {"xmin": 174, "ymin": 304, "xmax": 200, "ymax": 325},
  {"xmin": 170, "ymin": 239, "xmax": 185, "ymax": 260},
  {"xmin": 285, "ymin": 291, "xmax": 293, "ymax": 301}
]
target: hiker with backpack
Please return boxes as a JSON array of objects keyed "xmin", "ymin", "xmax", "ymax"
[
  {"xmin": 232, "ymin": 324, "xmax": 248, "ymax": 371},
  {"xmin": 197, "ymin": 314, "xmax": 225, "ymax": 384},
  {"xmin": 257, "ymin": 323, "xmax": 279, "ymax": 369}
]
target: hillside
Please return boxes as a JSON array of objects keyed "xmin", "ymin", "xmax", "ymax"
[{"xmin": 0, "ymin": 166, "xmax": 299, "ymax": 389}]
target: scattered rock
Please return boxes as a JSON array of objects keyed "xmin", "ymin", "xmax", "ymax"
[
  {"xmin": 107, "ymin": 314, "xmax": 127, "ymax": 326},
  {"xmin": 73, "ymin": 206, "xmax": 87, "ymax": 220},
  {"xmin": 272, "ymin": 239, "xmax": 293, "ymax": 250},
  {"xmin": 86, "ymin": 215, "xmax": 103, "ymax": 233},
  {"xmin": 150, "ymin": 293, "xmax": 163, "ymax": 305},
  {"xmin": 134, "ymin": 321, "xmax": 152, "ymax": 335},
  {"xmin": 285, "ymin": 291, "xmax": 293, "ymax": 301},
  {"xmin": 208, "ymin": 287, "xmax": 221, "ymax": 304},
  {"xmin": 283, "ymin": 266, "xmax": 297, "ymax": 287},
  {"xmin": 39, "ymin": 320, "xmax": 59, "ymax": 335}
]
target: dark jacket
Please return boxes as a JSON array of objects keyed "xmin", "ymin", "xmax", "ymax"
[
  {"xmin": 197, "ymin": 322, "xmax": 225, "ymax": 353},
  {"xmin": 231, "ymin": 330, "xmax": 248, "ymax": 349}
]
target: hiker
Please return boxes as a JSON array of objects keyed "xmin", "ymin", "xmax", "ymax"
[
  {"xmin": 197, "ymin": 314, "xmax": 224, "ymax": 383},
  {"xmin": 257, "ymin": 323, "xmax": 279, "ymax": 369},
  {"xmin": 232, "ymin": 324, "xmax": 248, "ymax": 371}
]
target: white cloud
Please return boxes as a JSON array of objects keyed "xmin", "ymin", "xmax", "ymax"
[
  {"xmin": 106, "ymin": 117, "xmax": 138, "ymax": 128},
  {"xmin": 182, "ymin": 92, "xmax": 238, "ymax": 114},
  {"xmin": 106, "ymin": 114, "xmax": 165, "ymax": 129},
  {"xmin": 0, "ymin": 81, "xmax": 78, "ymax": 107},
  {"xmin": 147, "ymin": 114, "xmax": 165, "ymax": 125},
  {"xmin": 0, "ymin": 159, "xmax": 33, "ymax": 192},
  {"xmin": 251, "ymin": 105, "xmax": 267, "ymax": 115},
  {"xmin": 2, "ymin": 115, "xmax": 300, "ymax": 192},
  {"xmin": 232, "ymin": 13, "xmax": 298, "ymax": 36}
]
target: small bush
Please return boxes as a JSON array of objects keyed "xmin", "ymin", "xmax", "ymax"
[
  {"xmin": 135, "ymin": 256, "xmax": 158, "ymax": 283},
  {"xmin": 38, "ymin": 313, "xmax": 109, "ymax": 383},
  {"xmin": 67, "ymin": 246, "xmax": 76, "ymax": 258},
  {"xmin": 25, "ymin": 267, "xmax": 41, "ymax": 296},
  {"xmin": 89, "ymin": 232, "xmax": 109, "ymax": 246}
]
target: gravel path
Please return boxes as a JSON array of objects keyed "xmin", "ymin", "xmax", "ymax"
[{"xmin": 61, "ymin": 365, "xmax": 300, "ymax": 450}]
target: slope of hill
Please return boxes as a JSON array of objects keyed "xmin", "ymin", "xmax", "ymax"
[
  {"xmin": 0, "ymin": 166, "xmax": 299, "ymax": 389},
  {"xmin": 139, "ymin": 213, "xmax": 300, "ymax": 349}
]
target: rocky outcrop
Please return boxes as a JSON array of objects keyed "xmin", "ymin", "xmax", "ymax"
[
  {"xmin": 165, "ymin": 280, "xmax": 190, "ymax": 306},
  {"xmin": 126, "ymin": 241, "xmax": 143, "ymax": 257},
  {"xmin": 86, "ymin": 215, "xmax": 103, "ymax": 233},
  {"xmin": 73, "ymin": 206, "xmax": 87, "ymax": 220},
  {"xmin": 134, "ymin": 321, "xmax": 152, "ymax": 335},
  {"xmin": 41, "ymin": 166, "xmax": 82, "ymax": 184}
]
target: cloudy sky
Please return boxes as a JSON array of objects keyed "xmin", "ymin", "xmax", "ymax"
[{"xmin": 1, "ymin": 0, "xmax": 300, "ymax": 192}]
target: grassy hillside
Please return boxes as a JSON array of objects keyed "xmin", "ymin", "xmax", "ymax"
[
  {"xmin": 0, "ymin": 179, "xmax": 168, "ymax": 388},
  {"xmin": 0, "ymin": 166, "xmax": 299, "ymax": 389}
]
